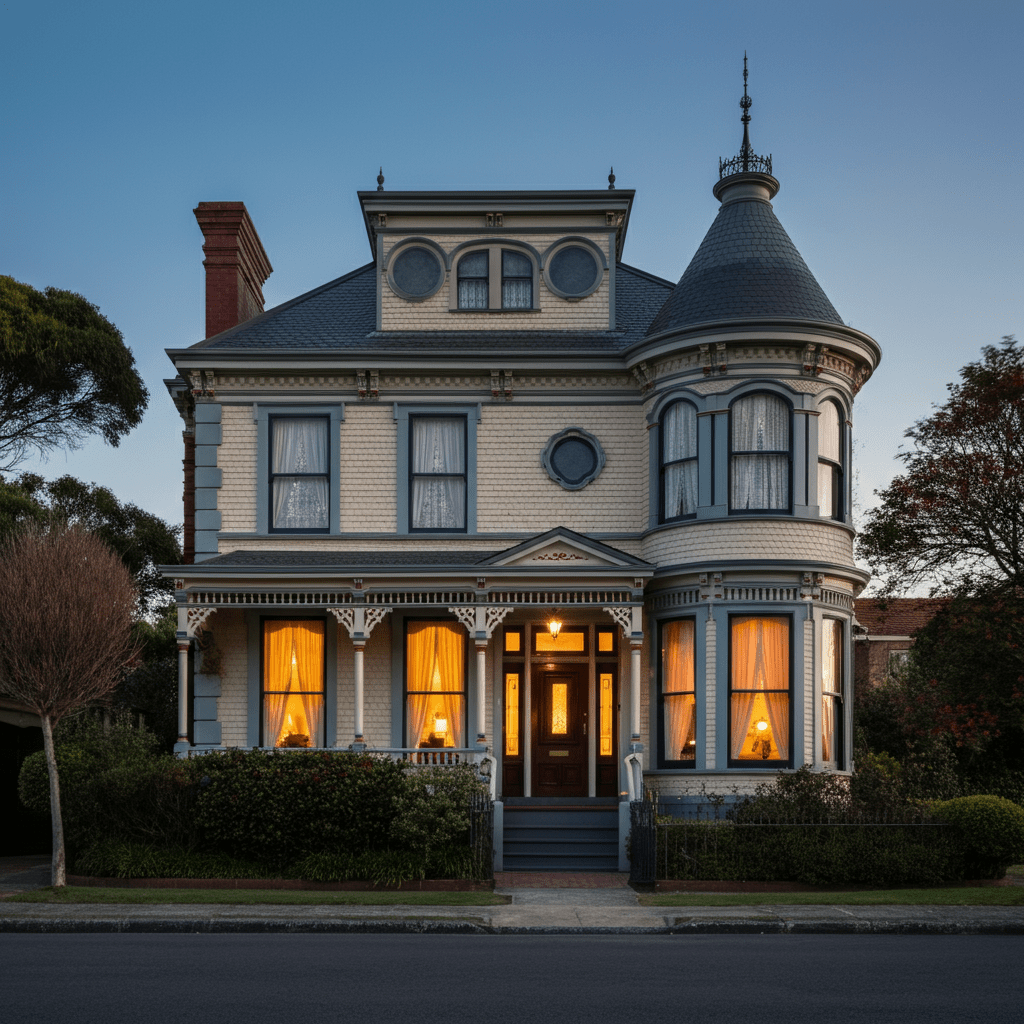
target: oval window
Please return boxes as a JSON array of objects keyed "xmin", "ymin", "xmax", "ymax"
[
  {"xmin": 548, "ymin": 246, "xmax": 599, "ymax": 296},
  {"xmin": 541, "ymin": 427, "xmax": 606, "ymax": 490},
  {"xmin": 391, "ymin": 246, "xmax": 443, "ymax": 298}
]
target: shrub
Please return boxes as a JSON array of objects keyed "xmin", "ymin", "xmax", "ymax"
[
  {"xmin": 389, "ymin": 764, "xmax": 487, "ymax": 857},
  {"xmin": 929, "ymin": 795, "xmax": 1024, "ymax": 879}
]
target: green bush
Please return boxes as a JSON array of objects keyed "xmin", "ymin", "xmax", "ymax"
[
  {"xmin": 389, "ymin": 764, "xmax": 487, "ymax": 856},
  {"xmin": 929, "ymin": 795, "xmax": 1024, "ymax": 879}
]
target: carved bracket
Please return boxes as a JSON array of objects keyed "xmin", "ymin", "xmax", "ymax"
[
  {"xmin": 449, "ymin": 605, "xmax": 514, "ymax": 639},
  {"xmin": 186, "ymin": 606, "xmax": 217, "ymax": 638},
  {"xmin": 490, "ymin": 370, "xmax": 514, "ymax": 401},
  {"xmin": 328, "ymin": 605, "xmax": 393, "ymax": 640},
  {"xmin": 631, "ymin": 361, "xmax": 655, "ymax": 393},
  {"xmin": 356, "ymin": 370, "xmax": 379, "ymax": 400},
  {"xmin": 603, "ymin": 605, "xmax": 641, "ymax": 638}
]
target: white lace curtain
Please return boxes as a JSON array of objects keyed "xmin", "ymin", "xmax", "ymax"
[
  {"xmin": 457, "ymin": 251, "xmax": 489, "ymax": 308},
  {"xmin": 662, "ymin": 620, "xmax": 696, "ymax": 761},
  {"xmin": 272, "ymin": 418, "xmax": 329, "ymax": 529},
  {"xmin": 412, "ymin": 417, "xmax": 465, "ymax": 529},
  {"xmin": 730, "ymin": 616, "xmax": 789, "ymax": 761},
  {"xmin": 662, "ymin": 402, "xmax": 698, "ymax": 518},
  {"xmin": 817, "ymin": 401, "xmax": 841, "ymax": 516},
  {"xmin": 731, "ymin": 394, "xmax": 789, "ymax": 510}
]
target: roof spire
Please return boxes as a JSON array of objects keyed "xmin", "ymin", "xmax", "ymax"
[
  {"xmin": 376, "ymin": 167, "xmax": 385, "ymax": 192},
  {"xmin": 719, "ymin": 54, "xmax": 772, "ymax": 180},
  {"xmin": 608, "ymin": 166, "xmax": 616, "ymax": 190}
]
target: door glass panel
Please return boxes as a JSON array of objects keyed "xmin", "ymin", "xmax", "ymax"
[
  {"xmin": 551, "ymin": 682, "xmax": 568, "ymax": 734},
  {"xmin": 534, "ymin": 628, "xmax": 586, "ymax": 653},
  {"xmin": 505, "ymin": 673, "xmax": 520, "ymax": 756},
  {"xmin": 599, "ymin": 673, "xmax": 614, "ymax": 756}
]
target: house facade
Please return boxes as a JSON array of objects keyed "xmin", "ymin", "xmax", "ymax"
[{"xmin": 164, "ymin": 82, "xmax": 881, "ymax": 867}]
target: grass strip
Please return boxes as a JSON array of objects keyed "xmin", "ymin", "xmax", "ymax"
[
  {"xmin": 3, "ymin": 887, "xmax": 511, "ymax": 907},
  {"xmin": 639, "ymin": 888, "xmax": 1024, "ymax": 907}
]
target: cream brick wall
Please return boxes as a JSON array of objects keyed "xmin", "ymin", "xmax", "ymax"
[
  {"xmin": 643, "ymin": 520, "xmax": 855, "ymax": 568},
  {"xmin": 340, "ymin": 404, "xmax": 397, "ymax": 532},
  {"xmin": 219, "ymin": 405, "xmax": 257, "ymax": 533},
  {"xmin": 380, "ymin": 233, "xmax": 610, "ymax": 332},
  {"xmin": 214, "ymin": 611, "xmax": 249, "ymax": 748},
  {"xmin": 477, "ymin": 404, "xmax": 647, "ymax": 534}
]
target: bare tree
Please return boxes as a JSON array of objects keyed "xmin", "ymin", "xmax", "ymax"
[{"xmin": 0, "ymin": 525, "xmax": 138, "ymax": 885}]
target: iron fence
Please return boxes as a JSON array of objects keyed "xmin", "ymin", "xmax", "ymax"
[{"xmin": 468, "ymin": 790, "xmax": 494, "ymax": 881}]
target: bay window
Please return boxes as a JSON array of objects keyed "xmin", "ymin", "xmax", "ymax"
[
  {"xmin": 817, "ymin": 399, "xmax": 844, "ymax": 520},
  {"xmin": 660, "ymin": 400, "xmax": 698, "ymax": 521},
  {"xmin": 729, "ymin": 615, "xmax": 791, "ymax": 765},
  {"xmin": 406, "ymin": 620, "xmax": 466, "ymax": 748},
  {"xmin": 659, "ymin": 618, "xmax": 696, "ymax": 766},
  {"xmin": 821, "ymin": 618, "xmax": 843, "ymax": 765},
  {"xmin": 730, "ymin": 393, "xmax": 791, "ymax": 512}
]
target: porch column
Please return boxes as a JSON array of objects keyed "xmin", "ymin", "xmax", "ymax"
[
  {"xmin": 630, "ymin": 639, "xmax": 643, "ymax": 744},
  {"xmin": 176, "ymin": 640, "xmax": 190, "ymax": 748},
  {"xmin": 475, "ymin": 640, "xmax": 488, "ymax": 745},
  {"xmin": 604, "ymin": 601, "xmax": 645, "ymax": 751},
  {"xmin": 353, "ymin": 640, "xmax": 365, "ymax": 742}
]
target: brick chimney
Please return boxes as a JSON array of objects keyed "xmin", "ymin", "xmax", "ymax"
[{"xmin": 193, "ymin": 202, "xmax": 273, "ymax": 338}]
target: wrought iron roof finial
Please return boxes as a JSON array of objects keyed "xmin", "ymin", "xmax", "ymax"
[
  {"xmin": 376, "ymin": 167, "xmax": 385, "ymax": 191},
  {"xmin": 740, "ymin": 52, "xmax": 754, "ymax": 171},
  {"xmin": 718, "ymin": 53, "xmax": 772, "ymax": 181},
  {"xmin": 608, "ymin": 166, "xmax": 616, "ymax": 190}
]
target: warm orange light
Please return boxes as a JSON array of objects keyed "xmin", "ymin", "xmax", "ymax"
[
  {"xmin": 756, "ymin": 718, "xmax": 769, "ymax": 732},
  {"xmin": 434, "ymin": 713, "xmax": 448, "ymax": 735},
  {"xmin": 548, "ymin": 618, "xmax": 562, "ymax": 639}
]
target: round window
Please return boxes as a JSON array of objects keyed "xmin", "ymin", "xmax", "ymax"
[
  {"xmin": 548, "ymin": 246, "xmax": 600, "ymax": 297},
  {"xmin": 541, "ymin": 428, "xmax": 606, "ymax": 490},
  {"xmin": 391, "ymin": 246, "xmax": 443, "ymax": 299}
]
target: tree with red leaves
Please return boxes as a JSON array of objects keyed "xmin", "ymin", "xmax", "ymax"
[
  {"xmin": 0, "ymin": 526, "xmax": 138, "ymax": 885},
  {"xmin": 859, "ymin": 336, "xmax": 1024, "ymax": 599}
]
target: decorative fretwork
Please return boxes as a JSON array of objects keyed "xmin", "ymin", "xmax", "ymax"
[
  {"xmin": 483, "ymin": 605, "xmax": 514, "ymax": 636},
  {"xmin": 719, "ymin": 55, "xmax": 772, "ymax": 179},
  {"xmin": 449, "ymin": 606, "xmax": 478, "ymax": 634},
  {"xmin": 328, "ymin": 605, "xmax": 393, "ymax": 639},
  {"xmin": 186, "ymin": 606, "xmax": 217, "ymax": 637},
  {"xmin": 722, "ymin": 586, "xmax": 800, "ymax": 603},
  {"xmin": 603, "ymin": 605, "xmax": 633, "ymax": 636}
]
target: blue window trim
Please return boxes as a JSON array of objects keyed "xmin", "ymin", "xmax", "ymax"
[
  {"xmin": 656, "ymin": 615, "xmax": 700, "ymax": 769},
  {"xmin": 727, "ymin": 390, "xmax": 794, "ymax": 515},
  {"xmin": 254, "ymin": 403, "xmax": 343, "ymax": 535},
  {"xmin": 394, "ymin": 403, "xmax": 479, "ymax": 535},
  {"xmin": 659, "ymin": 399, "xmax": 699, "ymax": 523},
  {"xmin": 817, "ymin": 397, "xmax": 846, "ymax": 522}
]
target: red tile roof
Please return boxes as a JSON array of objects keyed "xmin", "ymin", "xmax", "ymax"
[{"xmin": 854, "ymin": 597, "xmax": 949, "ymax": 636}]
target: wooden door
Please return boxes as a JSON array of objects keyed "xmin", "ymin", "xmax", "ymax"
[{"xmin": 532, "ymin": 667, "xmax": 587, "ymax": 797}]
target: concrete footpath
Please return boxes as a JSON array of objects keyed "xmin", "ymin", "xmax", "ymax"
[{"xmin": 2, "ymin": 860, "xmax": 1023, "ymax": 936}]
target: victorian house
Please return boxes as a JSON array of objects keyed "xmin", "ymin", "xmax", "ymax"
[{"xmin": 164, "ymin": 74, "xmax": 881, "ymax": 869}]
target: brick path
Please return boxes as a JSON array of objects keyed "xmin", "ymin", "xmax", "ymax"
[{"xmin": 492, "ymin": 871, "xmax": 630, "ymax": 888}]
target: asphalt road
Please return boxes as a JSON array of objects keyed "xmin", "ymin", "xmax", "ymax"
[{"xmin": 3, "ymin": 933, "xmax": 1022, "ymax": 1023}]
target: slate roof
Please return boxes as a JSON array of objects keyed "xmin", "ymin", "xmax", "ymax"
[
  {"xmin": 186, "ymin": 263, "xmax": 673, "ymax": 355},
  {"xmin": 645, "ymin": 195, "xmax": 843, "ymax": 337},
  {"xmin": 195, "ymin": 549, "xmax": 500, "ymax": 569}
]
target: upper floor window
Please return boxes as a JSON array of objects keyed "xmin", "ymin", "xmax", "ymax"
[
  {"xmin": 659, "ymin": 618, "xmax": 696, "ymax": 767},
  {"xmin": 270, "ymin": 416, "xmax": 329, "ymax": 531},
  {"xmin": 410, "ymin": 415, "xmax": 466, "ymax": 531},
  {"xmin": 660, "ymin": 400, "xmax": 698, "ymax": 521},
  {"xmin": 818, "ymin": 400, "xmax": 844, "ymax": 520},
  {"xmin": 730, "ymin": 393, "xmax": 790, "ymax": 512},
  {"xmin": 453, "ymin": 246, "xmax": 537, "ymax": 311},
  {"xmin": 729, "ymin": 615, "xmax": 791, "ymax": 766}
]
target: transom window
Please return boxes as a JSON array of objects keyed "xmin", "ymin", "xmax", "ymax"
[
  {"xmin": 818, "ymin": 400, "xmax": 844, "ymax": 520},
  {"xmin": 729, "ymin": 616, "xmax": 791, "ymax": 765},
  {"xmin": 262, "ymin": 619, "xmax": 325, "ymax": 748},
  {"xmin": 406, "ymin": 620, "xmax": 466, "ymax": 749},
  {"xmin": 410, "ymin": 415, "xmax": 466, "ymax": 531},
  {"xmin": 660, "ymin": 619, "xmax": 696, "ymax": 767},
  {"xmin": 453, "ymin": 247, "xmax": 536, "ymax": 311},
  {"xmin": 270, "ymin": 416, "xmax": 329, "ymax": 531},
  {"xmin": 660, "ymin": 400, "xmax": 698, "ymax": 521},
  {"xmin": 730, "ymin": 393, "xmax": 791, "ymax": 512}
]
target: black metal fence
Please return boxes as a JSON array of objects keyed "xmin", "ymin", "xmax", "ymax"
[{"xmin": 469, "ymin": 791, "xmax": 494, "ymax": 881}]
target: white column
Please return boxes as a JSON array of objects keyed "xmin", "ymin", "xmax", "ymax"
[
  {"xmin": 177, "ymin": 641, "xmax": 190, "ymax": 746},
  {"xmin": 630, "ymin": 640, "xmax": 643, "ymax": 744},
  {"xmin": 353, "ymin": 641, "xmax": 365, "ymax": 742},
  {"xmin": 476, "ymin": 641, "xmax": 487, "ymax": 745}
]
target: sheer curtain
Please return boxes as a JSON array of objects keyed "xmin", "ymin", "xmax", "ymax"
[
  {"xmin": 662, "ymin": 620, "xmax": 696, "ymax": 761},
  {"xmin": 263, "ymin": 621, "xmax": 293, "ymax": 746},
  {"xmin": 662, "ymin": 402, "xmax": 698, "ymax": 518},
  {"xmin": 412, "ymin": 418, "xmax": 465, "ymax": 529},
  {"xmin": 821, "ymin": 618, "xmax": 840, "ymax": 762},
  {"xmin": 730, "ymin": 617, "xmax": 789, "ymax": 761},
  {"xmin": 458, "ymin": 251, "xmax": 489, "ymax": 308},
  {"xmin": 502, "ymin": 251, "xmax": 532, "ymax": 308},
  {"xmin": 272, "ymin": 418, "xmax": 329, "ymax": 529},
  {"xmin": 406, "ymin": 622, "xmax": 464, "ymax": 747},
  {"xmin": 436, "ymin": 624, "xmax": 465, "ymax": 748},
  {"xmin": 294, "ymin": 621, "xmax": 325, "ymax": 747},
  {"xmin": 731, "ymin": 395, "xmax": 789, "ymax": 510},
  {"xmin": 818, "ymin": 401, "xmax": 841, "ymax": 516}
]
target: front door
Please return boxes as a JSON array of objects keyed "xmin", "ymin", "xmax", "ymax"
[{"xmin": 532, "ymin": 666, "xmax": 587, "ymax": 797}]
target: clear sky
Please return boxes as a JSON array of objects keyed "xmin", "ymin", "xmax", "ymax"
[{"xmin": 2, "ymin": 0, "xmax": 1021, "ymax": 571}]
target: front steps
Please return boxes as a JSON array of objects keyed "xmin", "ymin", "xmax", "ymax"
[{"xmin": 502, "ymin": 798, "xmax": 620, "ymax": 871}]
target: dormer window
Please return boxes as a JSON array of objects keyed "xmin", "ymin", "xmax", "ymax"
[{"xmin": 452, "ymin": 246, "xmax": 538, "ymax": 311}]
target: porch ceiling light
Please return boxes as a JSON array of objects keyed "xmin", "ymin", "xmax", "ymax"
[{"xmin": 548, "ymin": 616, "xmax": 562, "ymax": 640}]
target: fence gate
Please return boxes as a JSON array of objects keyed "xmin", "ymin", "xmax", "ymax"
[{"xmin": 629, "ymin": 798, "xmax": 656, "ymax": 885}]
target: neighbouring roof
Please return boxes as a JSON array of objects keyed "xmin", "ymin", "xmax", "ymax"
[
  {"xmin": 645, "ymin": 194, "xmax": 843, "ymax": 337},
  {"xmin": 854, "ymin": 598, "xmax": 950, "ymax": 636},
  {"xmin": 180, "ymin": 263, "xmax": 673, "ymax": 355}
]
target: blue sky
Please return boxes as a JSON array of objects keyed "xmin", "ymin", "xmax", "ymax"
[{"xmin": 2, "ymin": 0, "xmax": 1021, "ymax": 564}]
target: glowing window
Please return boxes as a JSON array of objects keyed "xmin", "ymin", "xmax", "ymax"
[
  {"xmin": 598, "ymin": 629, "xmax": 615, "ymax": 654},
  {"xmin": 821, "ymin": 619, "xmax": 843, "ymax": 765},
  {"xmin": 730, "ymin": 616, "xmax": 790, "ymax": 764},
  {"xmin": 504, "ymin": 629, "xmax": 522, "ymax": 654},
  {"xmin": 406, "ymin": 621, "xmax": 465, "ymax": 748},
  {"xmin": 505, "ymin": 673, "xmax": 520, "ymax": 757},
  {"xmin": 263, "ymin": 620, "xmax": 325, "ymax": 748},
  {"xmin": 534, "ymin": 628, "xmax": 586, "ymax": 654},
  {"xmin": 660, "ymin": 619, "xmax": 696, "ymax": 765},
  {"xmin": 599, "ymin": 673, "xmax": 614, "ymax": 757},
  {"xmin": 551, "ymin": 683, "xmax": 568, "ymax": 734}
]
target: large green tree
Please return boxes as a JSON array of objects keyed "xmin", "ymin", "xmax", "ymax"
[
  {"xmin": 859, "ymin": 336, "xmax": 1024, "ymax": 598},
  {"xmin": 0, "ymin": 473, "xmax": 180, "ymax": 615},
  {"xmin": 0, "ymin": 276, "xmax": 148, "ymax": 471}
]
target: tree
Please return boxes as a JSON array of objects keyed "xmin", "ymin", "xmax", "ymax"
[
  {"xmin": 859, "ymin": 336, "xmax": 1024, "ymax": 598},
  {"xmin": 0, "ymin": 276, "xmax": 148, "ymax": 472},
  {"xmin": 0, "ymin": 526, "xmax": 139, "ymax": 885},
  {"xmin": 0, "ymin": 473, "xmax": 180, "ymax": 614}
]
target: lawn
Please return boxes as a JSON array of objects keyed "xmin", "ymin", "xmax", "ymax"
[{"xmin": 4, "ymin": 887, "xmax": 511, "ymax": 906}]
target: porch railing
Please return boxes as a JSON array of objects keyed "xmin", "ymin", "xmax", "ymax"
[{"xmin": 373, "ymin": 747, "xmax": 497, "ymax": 800}]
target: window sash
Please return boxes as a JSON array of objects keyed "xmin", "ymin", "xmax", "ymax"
[
  {"xmin": 661, "ymin": 402, "xmax": 698, "ymax": 520},
  {"xmin": 660, "ymin": 619, "xmax": 696, "ymax": 766},
  {"xmin": 270, "ymin": 417, "xmax": 330, "ymax": 531},
  {"xmin": 730, "ymin": 395, "xmax": 790, "ymax": 512},
  {"xmin": 410, "ymin": 416, "xmax": 467, "ymax": 530},
  {"xmin": 406, "ymin": 621, "xmax": 466, "ymax": 748},
  {"xmin": 729, "ymin": 616, "xmax": 791, "ymax": 764},
  {"xmin": 262, "ymin": 620, "xmax": 325, "ymax": 748}
]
